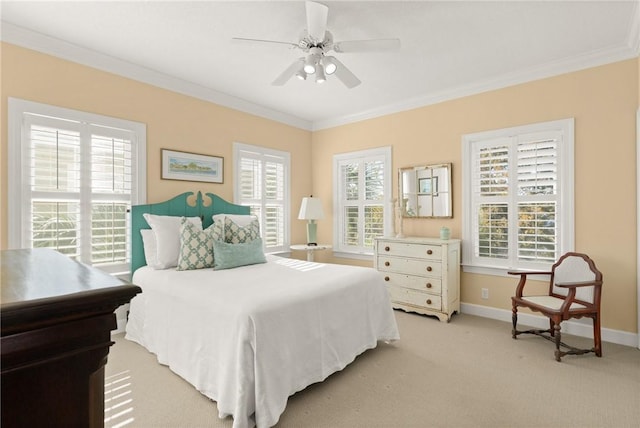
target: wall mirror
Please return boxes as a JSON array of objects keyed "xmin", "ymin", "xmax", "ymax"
[{"xmin": 399, "ymin": 163, "xmax": 452, "ymax": 218}]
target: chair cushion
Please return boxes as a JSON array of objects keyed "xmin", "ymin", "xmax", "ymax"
[{"xmin": 521, "ymin": 295, "xmax": 587, "ymax": 311}]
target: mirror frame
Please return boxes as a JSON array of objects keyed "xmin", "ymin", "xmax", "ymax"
[{"xmin": 399, "ymin": 162, "xmax": 453, "ymax": 218}]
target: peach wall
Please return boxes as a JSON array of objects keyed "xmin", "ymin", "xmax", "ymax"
[
  {"xmin": 313, "ymin": 59, "xmax": 639, "ymax": 333},
  {"xmin": 1, "ymin": 42, "xmax": 638, "ymax": 334},
  {"xmin": 0, "ymin": 43, "xmax": 313, "ymax": 249}
]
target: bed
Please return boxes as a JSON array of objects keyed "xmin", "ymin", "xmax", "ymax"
[{"xmin": 124, "ymin": 192, "xmax": 400, "ymax": 428}]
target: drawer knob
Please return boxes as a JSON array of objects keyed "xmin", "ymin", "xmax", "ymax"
[
  {"xmin": 426, "ymin": 299, "xmax": 432, "ymax": 305},
  {"xmin": 427, "ymin": 249, "xmax": 433, "ymax": 255},
  {"xmin": 384, "ymin": 246, "xmax": 390, "ymax": 252},
  {"xmin": 426, "ymin": 283, "xmax": 432, "ymax": 289},
  {"xmin": 384, "ymin": 276, "xmax": 390, "ymax": 281},
  {"xmin": 385, "ymin": 261, "xmax": 390, "ymax": 267},
  {"xmin": 426, "ymin": 266, "xmax": 432, "ymax": 272}
]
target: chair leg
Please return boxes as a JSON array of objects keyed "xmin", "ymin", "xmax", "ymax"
[
  {"xmin": 593, "ymin": 314, "xmax": 603, "ymax": 357},
  {"xmin": 554, "ymin": 323, "xmax": 562, "ymax": 362},
  {"xmin": 549, "ymin": 319, "xmax": 555, "ymax": 336},
  {"xmin": 511, "ymin": 306, "xmax": 518, "ymax": 339}
]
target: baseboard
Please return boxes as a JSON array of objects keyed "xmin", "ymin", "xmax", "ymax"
[{"xmin": 461, "ymin": 303, "xmax": 639, "ymax": 348}]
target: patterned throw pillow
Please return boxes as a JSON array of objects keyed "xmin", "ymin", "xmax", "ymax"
[
  {"xmin": 176, "ymin": 218, "xmax": 217, "ymax": 271},
  {"xmin": 211, "ymin": 217, "xmax": 225, "ymax": 241},
  {"xmin": 224, "ymin": 216, "xmax": 260, "ymax": 244}
]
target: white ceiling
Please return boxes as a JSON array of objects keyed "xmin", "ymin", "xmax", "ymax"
[{"xmin": 1, "ymin": 1, "xmax": 639, "ymax": 130}]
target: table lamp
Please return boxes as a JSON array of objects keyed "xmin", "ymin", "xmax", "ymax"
[{"xmin": 298, "ymin": 196, "xmax": 324, "ymax": 246}]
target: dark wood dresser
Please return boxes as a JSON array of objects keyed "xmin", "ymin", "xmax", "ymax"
[{"xmin": 1, "ymin": 249, "xmax": 141, "ymax": 428}]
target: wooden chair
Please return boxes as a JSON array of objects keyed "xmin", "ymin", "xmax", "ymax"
[{"xmin": 509, "ymin": 252, "xmax": 603, "ymax": 362}]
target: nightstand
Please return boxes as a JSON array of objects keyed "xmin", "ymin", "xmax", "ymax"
[{"xmin": 290, "ymin": 244, "xmax": 332, "ymax": 262}]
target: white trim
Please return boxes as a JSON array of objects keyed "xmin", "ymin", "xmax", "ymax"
[
  {"xmin": 627, "ymin": 1, "xmax": 640, "ymax": 56},
  {"xmin": 637, "ymin": 107, "xmax": 640, "ymax": 350},
  {"xmin": 312, "ymin": 44, "xmax": 638, "ymax": 131},
  {"xmin": 332, "ymin": 251, "xmax": 375, "ymax": 262},
  {"xmin": 3, "ymin": 21, "xmax": 636, "ymax": 133},
  {"xmin": 1, "ymin": 22, "xmax": 311, "ymax": 131},
  {"xmin": 461, "ymin": 303, "xmax": 639, "ymax": 349},
  {"xmin": 461, "ymin": 264, "xmax": 550, "ymax": 282}
]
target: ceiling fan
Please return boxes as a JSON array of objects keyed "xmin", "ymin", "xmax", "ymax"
[{"xmin": 232, "ymin": 1, "xmax": 401, "ymax": 88}]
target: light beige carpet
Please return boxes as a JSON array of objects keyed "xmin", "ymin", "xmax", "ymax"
[{"xmin": 105, "ymin": 311, "xmax": 640, "ymax": 428}]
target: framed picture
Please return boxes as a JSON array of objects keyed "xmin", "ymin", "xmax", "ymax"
[
  {"xmin": 418, "ymin": 177, "xmax": 438, "ymax": 195},
  {"xmin": 161, "ymin": 149, "xmax": 223, "ymax": 183}
]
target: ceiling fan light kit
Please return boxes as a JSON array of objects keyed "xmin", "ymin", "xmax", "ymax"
[
  {"xmin": 233, "ymin": 1, "xmax": 400, "ymax": 89},
  {"xmin": 295, "ymin": 68, "xmax": 308, "ymax": 81},
  {"xmin": 322, "ymin": 56, "xmax": 337, "ymax": 75},
  {"xmin": 315, "ymin": 64, "xmax": 326, "ymax": 83},
  {"xmin": 303, "ymin": 50, "xmax": 319, "ymax": 74}
]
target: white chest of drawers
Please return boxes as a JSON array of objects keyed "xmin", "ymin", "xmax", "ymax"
[{"xmin": 374, "ymin": 237, "xmax": 461, "ymax": 322}]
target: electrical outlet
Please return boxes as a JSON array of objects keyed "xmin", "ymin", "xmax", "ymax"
[{"xmin": 481, "ymin": 288, "xmax": 489, "ymax": 300}]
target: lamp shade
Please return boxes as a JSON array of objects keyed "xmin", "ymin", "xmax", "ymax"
[{"xmin": 298, "ymin": 197, "xmax": 324, "ymax": 220}]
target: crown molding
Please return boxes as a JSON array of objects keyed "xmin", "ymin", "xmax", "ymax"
[
  {"xmin": 313, "ymin": 41, "xmax": 639, "ymax": 131},
  {"xmin": 0, "ymin": 22, "xmax": 313, "ymax": 131},
  {"xmin": 627, "ymin": 1, "xmax": 640, "ymax": 55},
  {"xmin": 2, "ymin": 19, "xmax": 637, "ymax": 133},
  {"xmin": 313, "ymin": 1, "xmax": 640, "ymax": 130}
]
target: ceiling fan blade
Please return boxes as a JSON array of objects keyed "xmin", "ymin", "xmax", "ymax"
[
  {"xmin": 306, "ymin": 1, "xmax": 329, "ymax": 43},
  {"xmin": 331, "ymin": 57, "xmax": 361, "ymax": 89},
  {"xmin": 333, "ymin": 38, "xmax": 401, "ymax": 53},
  {"xmin": 232, "ymin": 37, "xmax": 299, "ymax": 49},
  {"xmin": 272, "ymin": 58, "xmax": 305, "ymax": 86}
]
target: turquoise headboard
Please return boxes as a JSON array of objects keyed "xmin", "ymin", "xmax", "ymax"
[{"xmin": 131, "ymin": 192, "xmax": 250, "ymax": 273}]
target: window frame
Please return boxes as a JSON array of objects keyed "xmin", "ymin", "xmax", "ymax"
[
  {"xmin": 8, "ymin": 98, "xmax": 147, "ymax": 274},
  {"xmin": 461, "ymin": 118, "xmax": 574, "ymax": 276},
  {"xmin": 233, "ymin": 142, "xmax": 291, "ymax": 254},
  {"xmin": 332, "ymin": 146, "xmax": 392, "ymax": 259}
]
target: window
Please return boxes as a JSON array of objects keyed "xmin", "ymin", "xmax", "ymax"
[
  {"xmin": 333, "ymin": 147, "xmax": 392, "ymax": 258},
  {"xmin": 233, "ymin": 142, "xmax": 290, "ymax": 253},
  {"xmin": 8, "ymin": 98, "xmax": 146, "ymax": 274},
  {"xmin": 462, "ymin": 118, "xmax": 574, "ymax": 275}
]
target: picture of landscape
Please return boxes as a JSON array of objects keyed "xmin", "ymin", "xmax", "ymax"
[{"xmin": 161, "ymin": 149, "xmax": 223, "ymax": 183}]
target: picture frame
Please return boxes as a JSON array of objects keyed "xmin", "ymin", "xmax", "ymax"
[
  {"xmin": 161, "ymin": 149, "xmax": 223, "ymax": 184},
  {"xmin": 418, "ymin": 177, "xmax": 438, "ymax": 195}
]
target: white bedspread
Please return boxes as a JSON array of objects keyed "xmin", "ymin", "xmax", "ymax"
[{"xmin": 125, "ymin": 256, "xmax": 399, "ymax": 428}]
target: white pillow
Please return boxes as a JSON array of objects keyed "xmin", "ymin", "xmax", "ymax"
[
  {"xmin": 143, "ymin": 213, "xmax": 203, "ymax": 269},
  {"xmin": 140, "ymin": 229, "xmax": 159, "ymax": 269},
  {"xmin": 212, "ymin": 214, "xmax": 257, "ymax": 227}
]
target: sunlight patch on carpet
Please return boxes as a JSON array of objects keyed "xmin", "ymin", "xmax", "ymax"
[{"xmin": 105, "ymin": 370, "xmax": 134, "ymax": 428}]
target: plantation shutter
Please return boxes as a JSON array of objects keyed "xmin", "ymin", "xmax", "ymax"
[
  {"xmin": 470, "ymin": 132, "xmax": 560, "ymax": 267},
  {"xmin": 516, "ymin": 131, "xmax": 559, "ymax": 263},
  {"xmin": 337, "ymin": 154, "xmax": 386, "ymax": 253},
  {"xmin": 364, "ymin": 159, "xmax": 385, "ymax": 247},
  {"xmin": 236, "ymin": 145, "xmax": 289, "ymax": 253},
  {"xmin": 341, "ymin": 161, "xmax": 359, "ymax": 247},
  {"xmin": 473, "ymin": 139, "xmax": 510, "ymax": 261},
  {"xmin": 22, "ymin": 113, "xmax": 139, "ymax": 272},
  {"xmin": 27, "ymin": 118, "xmax": 82, "ymax": 258},
  {"xmin": 90, "ymin": 126, "xmax": 135, "ymax": 265}
]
